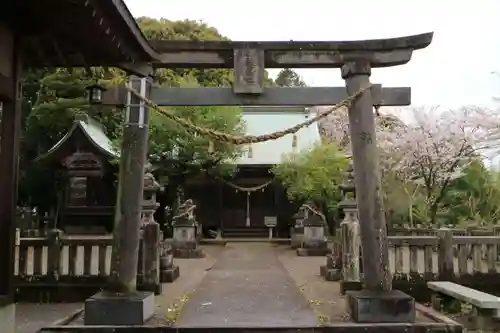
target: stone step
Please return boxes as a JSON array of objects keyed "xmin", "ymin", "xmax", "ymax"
[{"xmin": 223, "ymin": 228, "xmax": 269, "ymax": 238}]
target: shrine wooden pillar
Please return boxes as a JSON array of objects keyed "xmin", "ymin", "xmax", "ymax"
[{"xmin": 0, "ymin": 23, "xmax": 22, "ymax": 331}]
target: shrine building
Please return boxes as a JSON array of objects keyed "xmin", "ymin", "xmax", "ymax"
[
  {"xmin": 37, "ymin": 114, "xmax": 119, "ymax": 234},
  {"xmin": 186, "ymin": 106, "xmax": 321, "ymax": 238}
]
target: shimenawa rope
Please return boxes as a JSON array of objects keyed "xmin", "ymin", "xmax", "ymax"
[{"xmin": 125, "ymin": 83, "xmax": 372, "ymax": 145}]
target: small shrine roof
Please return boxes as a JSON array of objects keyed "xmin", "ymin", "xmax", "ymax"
[
  {"xmin": 39, "ymin": 114, "xmax": 118, "ymax": 161},
  {"xmin": 236, "ymin": 107, "xmax": 321, "ymax": 166}
]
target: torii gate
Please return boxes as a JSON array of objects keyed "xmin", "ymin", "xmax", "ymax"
[{"xmin": 104, "ymin": 33, "xmax": 433, "ymax": 323}]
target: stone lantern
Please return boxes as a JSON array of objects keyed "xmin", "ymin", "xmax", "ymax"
[
  {"xmin": 171, "ymin": 199, "xmax": 205, "ymax": 258},
  {"xmin": 339, "ymin": 161, "xmax": 362, "ymax": 292},
  {"xmin": 320, "ymin": 160, "xmax": 360, "ymax": 281},
  {"xmin": 141, "ymin": 173, "xmax": 160, "ymax": 226},
  {"xmin": 290, "ymin": 205, "xmax": 308, "ymax": 249},
  {"xmin": 297, "ymin": 202, "xmax": 329, "ymax": 256}
]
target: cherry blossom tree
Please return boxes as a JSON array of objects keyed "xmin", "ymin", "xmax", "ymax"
[
  {"xmin": 386, "ymin": 107, "xmax": 497, "ymax": 224},
  {"xmin": 318, "ymin": 104, "xmax": 497, "ymax": 225}
]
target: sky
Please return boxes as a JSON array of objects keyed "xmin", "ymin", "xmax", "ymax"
[{"xmin": 124, "ymin": 0, "xmax": 500, "ymax": 110}]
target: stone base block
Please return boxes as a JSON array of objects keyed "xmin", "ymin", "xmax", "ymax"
[
  {"xmin": 174, "ymin": 247, "xmax": 205, "ymax": 259},
  {"xmin": 320, "ymin": 265, "xmax": 342, "ymax": 281},
  {"xmin": 290, "ymin": 239, "xmax": 302, "ymax": 249},
  {"xmin": 341, "ymin": 280, "xmax": 363, "ymax": 294},
  {"xmin": 346, "ymin": 289, "xmax": 416, "ymax": 323},
  {"xmin": 0, "ymin": 303, "xmax": 15, "ymax": 333},
  {"xmin": 297, "ymin": 247, "xmax": 329, "ymax": 256},
  {"xmin": 160, "ymin": 265, "xmax": 180, "ymax": 283},
  {"xmin": 84, "ymin": 291, "xmax": 154, "ymax": 326},
  {"xmin": 290, "ymin": 234, "xmax": 304, "ymax": 249},
  {"xmin": 302, "ymin": 240, "xmax": 328, "ymax": 249},
  {"xmin": 138, "ymin": 282, "xmax": 162, "ymax": 295},
  {"xmin": 172, "ymin": 240, "xmax": 197, "ymax": 250}
]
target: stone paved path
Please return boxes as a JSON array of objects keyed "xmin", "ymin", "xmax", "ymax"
[
  {"xmin": 16, "ymin": 303, "xmax": 82, "ymax": 333},
  {"xmin": 175, "ymin": 243, "xmax": 319, "ymax": 328}
]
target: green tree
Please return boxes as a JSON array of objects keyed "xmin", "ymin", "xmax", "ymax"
[
  {"xmin": 148, "ymin": 77, "xmax": 245, "ymax": 214},
  {"xmin": 272, "ymin": 143, "xmax": 348, "ymax": 229},
  {"xmin": 19, "ymin": 18, "xmax": 247, "ymax": 214},
  {"xmin": 275, "ymin": 68, "xmax": 307, "ymax": 87},
  {"xmin": 440, "ymin": 160, "xmax": 500, "ymax": 226}
]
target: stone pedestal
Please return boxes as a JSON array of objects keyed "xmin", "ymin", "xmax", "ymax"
[
  {"xmin": 85, "ymin": 291, "xmax": 155, "ymax": 325},
  {"xmin": 340, "ymin": 280, "xmax": 363, "ymax": 295},
  {"xmin": 172, "ymin": 225, "xmax": 205, "ymax": 258},
  {"xmin": 160, "ymin": 244, "xmax": 180, "ymax": 282},
  {"xmin": 0, "ymin": 302, "xmax": 15, "ymax": 333},
  {"xmin": 290, "ymin": 226, "xmax": 304, "ymax": 249},
  {"xmin": 291, "ymin": 206, "xmax": 307, "ymax": 249},
  {"xmin": 297, "ymin": 224, "xmax": 329, "ymax": 257},
  {"xmin": 346, "ymin": 290, "xmax": 415, "ymax": 323},
  {"xmin": 320, "ymin": 253, "xmax": 342, "ymax": 281}
]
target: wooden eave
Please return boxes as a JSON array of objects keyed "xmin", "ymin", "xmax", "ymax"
[{"xmin": 5, "ymin": 0, "xmax": 159, "ymax": 68}]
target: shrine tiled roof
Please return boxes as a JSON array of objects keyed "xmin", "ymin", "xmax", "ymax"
[
  {"xmin": 39, "ymin": 114, "xmax": 118, "ymax": 161},
  {"xmin": 236, "ymin": 107, "xmax": 321, "ymax": 165}
]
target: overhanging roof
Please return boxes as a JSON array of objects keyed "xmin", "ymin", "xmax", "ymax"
[{"xmin": 5, "ymin": 0, "xmax": 159, "ymax": 68}]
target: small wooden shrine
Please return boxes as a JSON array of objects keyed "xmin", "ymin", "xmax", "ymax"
[{"xmin": 37, "ymin": 114, "xmax": 119, "ymax": 233}]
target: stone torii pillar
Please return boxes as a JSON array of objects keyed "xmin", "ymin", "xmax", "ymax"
[
  {"xmin": 341, "ymin": 58, "xmax": 427, "ymax": 322},
  {"xmin": 343, "ymin": 62, "xmax": 391, "ymax": 289},
  {"xmin": 85, "ymin": 76, "xmax": 155, "ymax": 326}
]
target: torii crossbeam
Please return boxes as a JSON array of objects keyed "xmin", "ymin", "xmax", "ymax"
[{"xmin": 104, "ymin": 84, "xmax": 410, "ymax": 107}]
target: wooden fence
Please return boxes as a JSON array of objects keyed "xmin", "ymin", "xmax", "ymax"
[
  {"xmin": 388, "ymin": 225, "xmax": 500, "ymax": 237},
  {"xmin": 15, "ymin": 223, "xmax": 164, "ymax": 302},
  {"xmin": 334, "ymin": 226, "xmax": 500, "ymax": 300}
]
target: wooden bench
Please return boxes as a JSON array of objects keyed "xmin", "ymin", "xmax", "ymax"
[{"xmin": 428, "ymin": 281, "xmax": 500, "ymax": 330}]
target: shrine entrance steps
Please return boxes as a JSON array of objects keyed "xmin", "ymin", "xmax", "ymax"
[
  {"xmin": 175, "ymin": 242, "xmax": 319, "ymax": 328},
  {"xmin": 222, "ymin": 227, "xmax": 270, "ymax": 238}
]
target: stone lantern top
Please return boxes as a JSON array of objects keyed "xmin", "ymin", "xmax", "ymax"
[
  {"xmin": 339, "ymin": 160, "xmax": 357, "ymax": 212},
  {"xmin": 142, "ymin": 172, "xmax": 160, "ymax": 219},
  {"xmin": 143, "ymin": 172, "xmax": 160, "ymax": 192},
  {"xmin": 340, "ymin": 160, "xmax": 355, "ymax": 195}
]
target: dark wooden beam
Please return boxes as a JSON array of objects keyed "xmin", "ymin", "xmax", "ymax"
[
  {"xmin": 74, "ymin": 53, "xmax": 93, "ymax": 76},
  {"xmin": 84, "ymin": 0, "xmax": 130, "ymax": 62},
  {"xmin": 84, "ymin": 0, "xmax": 148, "ymax": 65},
  {"xmin": 150, "ymin": 33, "xmax": 434, "ymax": 69},
  {"xmin": 24, "ymin": 37, "xmax": 51, "ymax": 68},
  {"xmin": 144, "ymin": 85, "xmax": 410, "ymax": 107},
  {"xmin": 0, "ymin": 74, "xmax": 14, "ymax": 101},
  {"xmin": 51, "ymin": 40, "xmax": 72, "ymax": 73},
  {"xmin": 118, "ymin": 63, "xmax": 154, "ymax": 77},
  {"xmin": 0, "ymin": 35, "xmax": 22, "ymax": 302},
  {"xmin": 100, "ymin": 0, "xmax": 159, "ymax": 61}
]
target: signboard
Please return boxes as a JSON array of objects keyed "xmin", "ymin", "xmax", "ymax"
[{"xmin": 264, "ymin": 216, "xmax": 277, "ymax": 228}]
